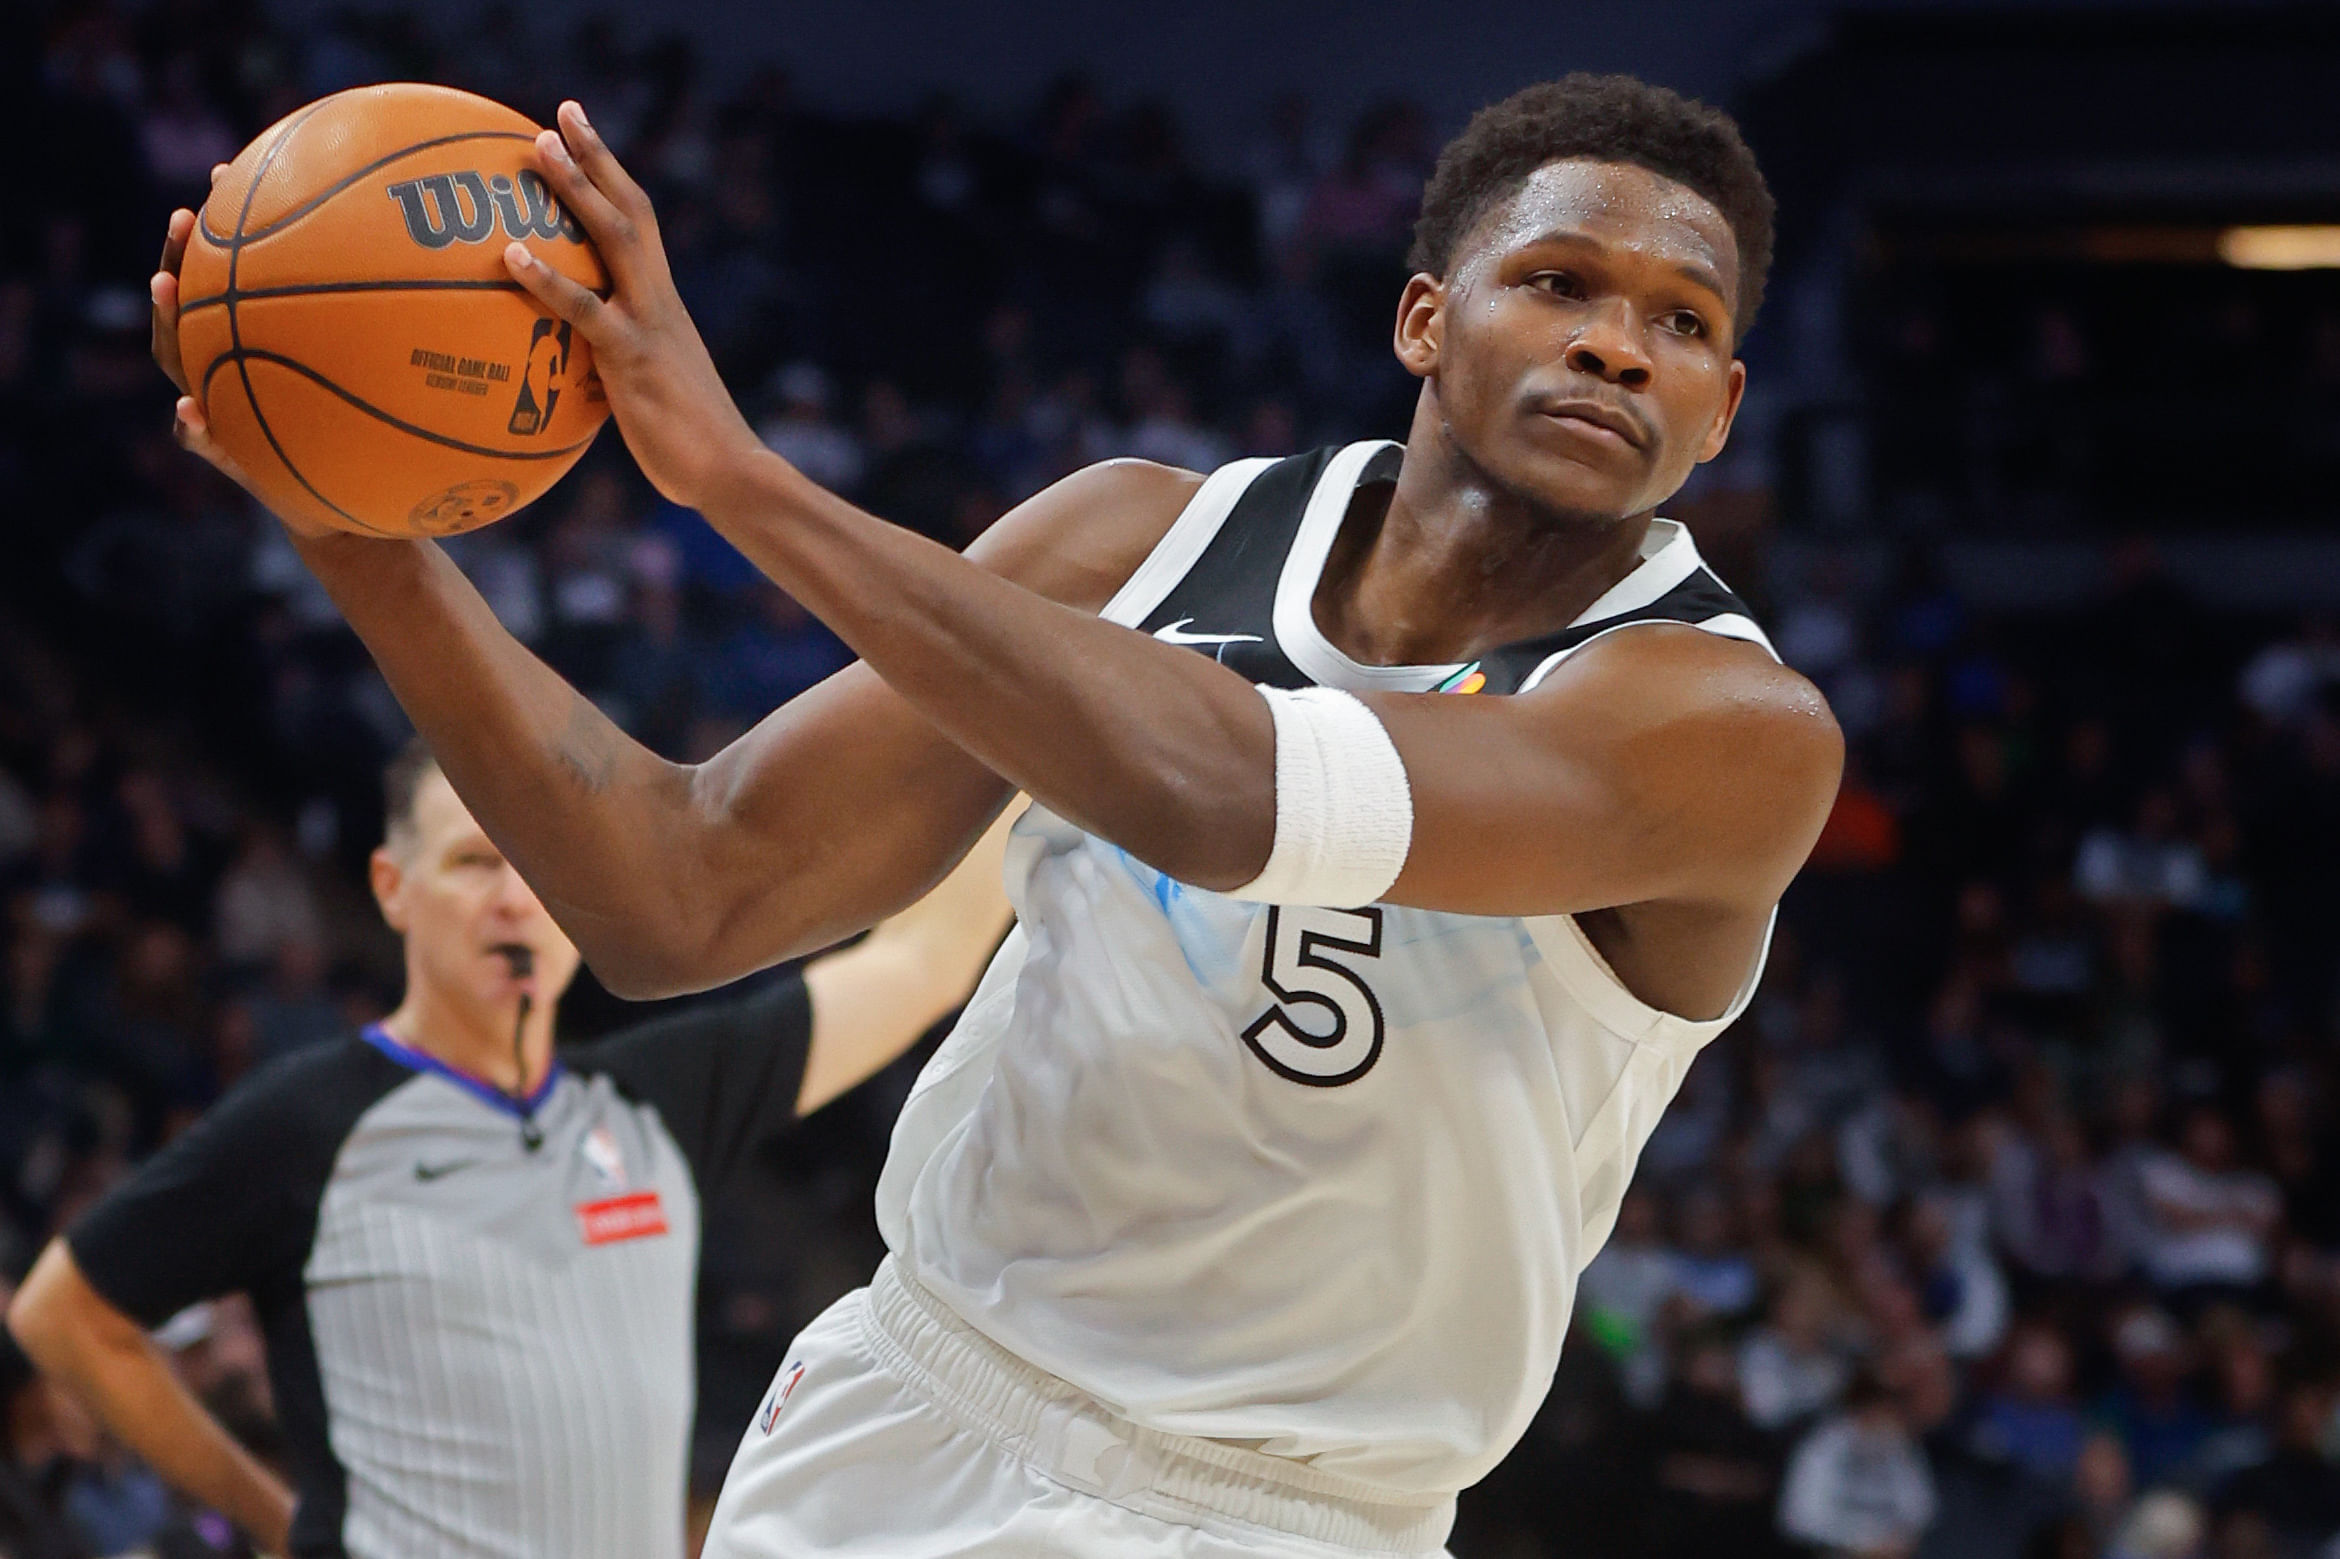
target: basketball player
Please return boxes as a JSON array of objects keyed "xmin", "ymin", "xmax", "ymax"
[{"xmin": 151, "ymin": 73, "xmax": 1841, "ymax": 1558}]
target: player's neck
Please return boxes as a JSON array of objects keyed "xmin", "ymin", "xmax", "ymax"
[
  {"xmin": 1316, "ymin": 427, "xmax": 1653, "ymax": 669},
  {"xmin": 380, "ymin": 985, "xmax": 557, "ymax": 1096}
]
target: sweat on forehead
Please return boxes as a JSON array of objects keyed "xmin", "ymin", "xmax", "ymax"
[{"xmin": 1463, "ymin": 161, "xmax": 1738, "ymax": 293}]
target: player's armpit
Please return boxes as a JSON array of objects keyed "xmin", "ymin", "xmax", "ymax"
[
  {"xmin": 1369, "ymin": 624, "xmax": 1844, "ymax": 922},
  {"xmin": 795, "ymin": 802, "xmax": 1019, "ymax": 1116}
]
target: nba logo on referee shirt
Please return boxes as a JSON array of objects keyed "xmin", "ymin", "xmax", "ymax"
[
  {"xmin": 576, "ymin": 1120, "xmax": 666, "ymax": 1245},
  {"xmin": 758, "ymin": 1361, "xmax": 806, "ymax": 1435},
  {"xmin": 581, "ymin": 1124, "xmax": 628, "ymax": 1190}
]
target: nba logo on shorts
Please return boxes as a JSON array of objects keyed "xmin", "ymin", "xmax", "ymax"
[{"xmin": 758, "ymin": 1361, "xmax": 806, "ymax": 1435}]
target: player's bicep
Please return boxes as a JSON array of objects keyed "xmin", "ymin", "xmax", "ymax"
[{"xmin": 1376, "ymin": 633, "xmax": 1842, "ymax": 918}]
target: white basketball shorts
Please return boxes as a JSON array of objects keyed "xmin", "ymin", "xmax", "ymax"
[{"xmin": 700, "ymin": 1255, "xmax": 1455, "ymax": 1558}]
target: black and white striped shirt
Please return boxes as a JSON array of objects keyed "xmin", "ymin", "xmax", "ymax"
[{"xmin": 68, "ymin": 980, "xmax": 813, "ymax": 1559}]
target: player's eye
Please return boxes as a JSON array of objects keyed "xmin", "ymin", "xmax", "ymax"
[
  {"xmin": 1527, "ymin": 271, "xmax": 1585, "ymax": 299},
  {"xmin": 1659, "ymin": 309, "xmax": 1708, "ymax": 339}
]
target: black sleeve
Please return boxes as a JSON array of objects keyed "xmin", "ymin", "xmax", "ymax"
[
  {"xmin": 571, "ymin": 972, "xmax": 814, "ymax": 1194},
  {"xmin": 68, "ymin": 1037, "xmax": 399, "ymax": 1326}
]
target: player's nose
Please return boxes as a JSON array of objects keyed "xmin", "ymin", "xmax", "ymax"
[{"xmin": 1563, "ymin": 300, "xmax": 1653, "ymax": 389}]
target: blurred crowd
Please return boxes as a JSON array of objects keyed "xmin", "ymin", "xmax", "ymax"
[
  {"xmin": 1859, "ymin": 267, "xmax": 2340, "ymax": 536},
  {"xmin": 3, "ymin": 2, "xmax": 2339, "ymax": 1557}
]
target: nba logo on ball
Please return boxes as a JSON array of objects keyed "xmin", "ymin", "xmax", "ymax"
[
  {"xmin": 758, "ymin": 1362, "xmax": 807, "ymax": 1435},
  {"xmin": 508, "ymin": 318, "xmax": 572, "ymax": 437}
]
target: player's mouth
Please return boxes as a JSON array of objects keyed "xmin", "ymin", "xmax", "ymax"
[{"xmin": 1530, "ymin": 397, "xmax": 1649, "ymax": 450}]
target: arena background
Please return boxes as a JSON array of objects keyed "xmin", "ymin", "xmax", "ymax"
[{"xmin": 5, "ymin": 1, "xmax": 2340, "ymax": 1555}]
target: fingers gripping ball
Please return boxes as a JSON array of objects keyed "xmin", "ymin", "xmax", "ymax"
[{"xmin": 176, "ymin": 84, "xmax": 609, "ymax": 537}]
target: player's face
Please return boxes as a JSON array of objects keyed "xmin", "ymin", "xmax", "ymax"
[
  {"xmin": 1400, "ymin": 159, "xmax": 1747, "ymax": 523},
  {"xmin": 372, "ymin": 770, "xmax": 583, "ymax": 1016}
]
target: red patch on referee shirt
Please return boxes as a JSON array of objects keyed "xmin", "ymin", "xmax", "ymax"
[{"xmin": 576, "ymin": 1190, "xmax": 668, "ymax": 1246}]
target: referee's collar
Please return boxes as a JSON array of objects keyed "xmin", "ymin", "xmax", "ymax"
[{"xmin": 361, "ymin": 1023, "xmax": 564, "ymax": 1118}]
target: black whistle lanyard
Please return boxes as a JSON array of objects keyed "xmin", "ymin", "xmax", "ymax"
[{"xmin": 495, "ymin": 945, "xmax": 545, "ymax": 1151}]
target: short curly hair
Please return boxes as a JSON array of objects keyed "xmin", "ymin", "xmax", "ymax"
[{"xmin": 1409, "ymin": 74, "xmax": 1776, "ymax": 340}]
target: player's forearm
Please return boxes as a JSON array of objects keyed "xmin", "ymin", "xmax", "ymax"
[
  {"xmin": 702, "ymin": 453, "xmax": 1277, "ymax": 888},
  {"xmin": 288, "ymin": 532, "xmax": 723, "ymax": 988},
  {"xmin": 9, "ymin": 1252, "xmax": 293, "ymax": 1552}
]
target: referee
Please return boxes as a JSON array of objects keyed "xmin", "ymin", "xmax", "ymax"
[{"xmin": 5, "ymin": 740, "xmax": 1014, "ymax": 1559}]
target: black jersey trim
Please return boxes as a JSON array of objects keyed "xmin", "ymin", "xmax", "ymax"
[
  {"xmin": 1124, "ymin": 444, "xmax": 1768, "ymax": 698},
  {"xmin": 1100, "ymin": 457, "xmax": 1276, "ymax": 629}
]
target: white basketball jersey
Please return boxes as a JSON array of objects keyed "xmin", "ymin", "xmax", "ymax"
[{"xmin": 877, "ymin": 441, "xmax": 1779, "ymax": 1497}]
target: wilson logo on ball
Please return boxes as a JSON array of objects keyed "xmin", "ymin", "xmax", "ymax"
[{"xmin": 385, "ymin": 169, "xmax": 584, "ymax": 250}]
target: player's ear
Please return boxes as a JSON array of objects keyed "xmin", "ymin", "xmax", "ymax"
[
  {"xmin": 1695, "ymin": 357, "xmax": 1748, "ymax": 464},
  {"xmin": 1392, "ymin": 273, "xmax": 1443, "ymax": 379},
  {"xmin": 370, "ymin": 846, "xmax": 410, "ymax": 934}
]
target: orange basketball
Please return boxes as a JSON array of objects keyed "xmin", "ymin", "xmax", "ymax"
[{"xmin": 176, "ymin": 83, "xmax": 608, "ymax": 538}]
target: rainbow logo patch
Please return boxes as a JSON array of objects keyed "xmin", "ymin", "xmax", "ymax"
[{"xmin": 1437, "ymin": 663, "xmax": 1487, "ymax": 694}]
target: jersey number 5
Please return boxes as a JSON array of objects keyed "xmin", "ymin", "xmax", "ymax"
[{"xmin": 1242, "ymin": 906, "xmax": 1386, "ymax": 1086}]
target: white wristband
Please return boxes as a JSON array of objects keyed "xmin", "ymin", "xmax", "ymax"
[{"xmin": 1230, "ymin": 685, "xmax": 1414, "ymax": 908}]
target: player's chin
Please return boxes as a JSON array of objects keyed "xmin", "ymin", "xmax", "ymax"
[{"xmin": 1503, "ymin": 448, "xmax": 1652, "ymax": 525}]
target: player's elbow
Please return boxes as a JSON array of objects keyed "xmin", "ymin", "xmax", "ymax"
[
  {"xmin": 1126, "ymin": 763, "xmax": 1276, "ymax": 892},
  {"xmin": 584, "ymin": 957, "xmax": 687, "ymax": 1003},
  {"xmin": 584, "ymin": 936, "xmax": 733, "ymax": 1002},
  {"xmin": 571, "ymin": 786, "xmax": 797, "ymax": 999},
  {"xmin": 570, "ymin": 897, "xmax": 741, "ymax": 1000}
]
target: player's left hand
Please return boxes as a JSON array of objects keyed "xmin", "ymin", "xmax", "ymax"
[
  {"xmin": 152, "ymin": 182, "xmax": 338, "ymax": 538},
  {"xmin": 505, "ymin": 101, "xmax": 763, "ymax": 510}
]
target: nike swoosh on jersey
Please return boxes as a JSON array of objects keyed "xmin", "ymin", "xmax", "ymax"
[
  {"xmin": 1152, "ymin": 619, "xmax": 1264, "ymax": 647},
  {"xmin": 414, "ymin": 1159, "xmax": 480, "ymax": 1182}
]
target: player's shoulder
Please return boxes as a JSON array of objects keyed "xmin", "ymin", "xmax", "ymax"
[
  {"xmin": 1537, "ymin": 623, "xmax": 1843, "ymax": 796},
  {"xmin": 966, "ymin": 458, "xmax": 1209, "ymax": 613},
  {"xmin": 1053, "ymin": 456, "xmax": 1213, "ymax": 509},
  {"xmin": 1551, "ymin": 618, "xmax": 1830, "ymax": 721}
]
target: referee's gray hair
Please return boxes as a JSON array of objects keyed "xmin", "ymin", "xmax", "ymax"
[{"xmin": 382, "ymin": 735, "xmax": 443, "ymax": 855}]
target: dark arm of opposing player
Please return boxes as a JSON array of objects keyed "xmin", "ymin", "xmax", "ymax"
[{"xmin": 513, "ymin": 103, "xmax": 1847, "ymax": 921}]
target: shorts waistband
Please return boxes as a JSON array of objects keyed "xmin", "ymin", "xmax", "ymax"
[{"xmin": 859, "ymin": 1256, "xmax": 1453, "ymax": 1556}]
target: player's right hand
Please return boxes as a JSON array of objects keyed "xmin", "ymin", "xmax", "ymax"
[
  {"xmin": 503, "ymin": 100, "xmax": 764, "ymax": 513},
  {"xmin": 150, "ymin": 187, "xmax": 340, "ymax": 539}
]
